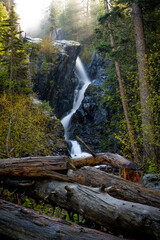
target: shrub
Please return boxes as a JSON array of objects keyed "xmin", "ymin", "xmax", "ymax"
[{"xmin": 0, "ymin": 92, "xmax": 57, "ymax": 158}]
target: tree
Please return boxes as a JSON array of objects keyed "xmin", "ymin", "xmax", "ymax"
[
  {"xmin": 131, "ymin": 2, "xmax": 157, "ymax": 164},
  {"xmin": 0, "ymin": 92, "xmax": 61, "ymax": 158},
  {"xmin": 59, "ymin": 0, "xmax": 82, "ymax": 41},
  {"xmin": 103, "ymin": 0, "xmax": 140, "ymax": 163},
  {"xmin": 0, "ymin": 2, "xmax": 10, "ymax": 90},
  {"xmin": 0, "ymin": 4, "xmax": 30, "ymax": 93},
  {"xmin": 95, "ymin": 0, "xmax": 160, "ymax": 171}
]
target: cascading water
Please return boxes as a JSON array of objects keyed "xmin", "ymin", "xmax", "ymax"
[{"xmin": 61, "ymin": 57, "xmax": 91, "ymax": 158}]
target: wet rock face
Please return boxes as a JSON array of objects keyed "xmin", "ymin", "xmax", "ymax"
[
  {"xmin": 87, "ymin": 51, "xmax": 109, "ymax": 80},
  {"xmin": 49, "ymin": 118, "xmax": 69, "ymax": 156},
  {"xmin": 143, "ymin": 174, "xmax": 160, "ymax": 192},
  {"xmin": 68, "ymin": 52, "xmax": 110, "ymax": 153},
  {"xmin": 53, "ymin": 41, "xmax": 81, "ymax": 119},
  {"xmin": 31, "ymin": 40, "xmax": 81, "ymax": 119},
  {"xmin": 68, "ymin": 82, "xmax": 109, "ymax": 152}
]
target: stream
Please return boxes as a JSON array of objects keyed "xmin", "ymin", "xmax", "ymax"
[{"xmin": 61, "ymin": 57, "xmax": 91, "ymax": 158}]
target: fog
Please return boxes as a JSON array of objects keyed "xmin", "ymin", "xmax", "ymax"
[{"xmin": 14, "ymin": 0, "xmax": 52, "ymax": 34}]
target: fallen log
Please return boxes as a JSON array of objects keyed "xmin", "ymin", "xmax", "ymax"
[
  {"xmin": 0, "ymin": 165, "xmax": 74, "ymax": 182},
  {"xmin": 67, "ymin": 166, "xmax": 160, "ymax": 208},
  {"xmin": 0, "ymin": 153, "xmax": 142, "ymax": 184},
  {"xmin": 76, "ymin": 136, "xmax": 143, "ymax": 182},
  {"xmin": 0, "ymin": 156, "xmax": 68, "ymax": 170},
  {"xmin": 72, "ymin": 152, "xmax": 140, "ymax": 169},
  {"xmin": 0, "ymin": 152, "xmax": 141, "ymax": 172},
  {"xmin": 0, "ymin": 199, "xmax": 121, "ymax": 240},
  {"xmin": 35, "ymin": 180, "xmax": 160, "ymax": 240},
  {"xmin": 0, "ymin": 156, "xmax": 76, "ymax": 182}
]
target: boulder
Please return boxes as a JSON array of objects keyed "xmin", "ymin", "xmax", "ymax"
[{"xmin": 143, "ymin": 174, "xmax": 160, "ymax": 192}]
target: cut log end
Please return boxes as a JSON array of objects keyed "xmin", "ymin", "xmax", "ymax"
[{"xmin": 121, "ymin": 168, "xmax": 143, "ymax": 184}]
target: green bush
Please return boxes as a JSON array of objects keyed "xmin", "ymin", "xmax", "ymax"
[{"xmin": 0, "ymin": 92, "xmax": 57, "ymax": 158}]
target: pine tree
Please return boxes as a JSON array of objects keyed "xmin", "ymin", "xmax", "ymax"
[
  {"xmin": 0, "ymin": 4, "xmax": 30, "ymax": 93},
  {"xmin": 132, "ymin": 2, "xmax": 157, "ymax": 163},
  {"xmin": 95, "ymin": 0, "xmax": 160, "ymax": 169},
  {"xmin": 103, "ymin": 0, "xmax": 140, "ymax": 163}
]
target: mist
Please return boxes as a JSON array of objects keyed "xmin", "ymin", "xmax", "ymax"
[{"xmin": 14, "ymin": 0, "xmax": 52, "ymax": 36}]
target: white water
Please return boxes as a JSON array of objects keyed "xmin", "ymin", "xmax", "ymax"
[
  {"xmin": 70, "ymin": 140, "xmax": 91, "ymax": 158},
  {"xmin": 61, "ymin": 57, "xmax": 91, "ymax": 158}
]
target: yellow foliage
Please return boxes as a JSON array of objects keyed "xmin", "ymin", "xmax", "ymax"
[
  {"xmin": 0, "ymin": 92, "xmax": 55, "ymax": 158},
  {"xmin": 0, "ymin": 3, "xmax": 9, "ymax": 54},
  {"xmin": 37, "ymin": 39, "xmax": 58, "ymax": 63}
]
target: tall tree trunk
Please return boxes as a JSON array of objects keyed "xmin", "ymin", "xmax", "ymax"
[
  {"xmin": 7, "ymin": 0, "xmax": 10, "ymax": 13},
  {"xmin": 9, "ymin": 6, "xmax": 14, "ymax": 91},
  {"xmin": 103, "ymin": 0, "xmax": 140, "ymax": 163},
  {"xmin": 132, "ymin": 3, "xmax": 156, "ymax": 163}
]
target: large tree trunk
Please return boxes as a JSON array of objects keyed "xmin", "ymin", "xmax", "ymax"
[
  {"xmin": 34, "ymin": 180, "xmax": 160, "ymax": 239},
  {"xmin": 67, "ymin": 166, "xmax": 160, "ymax": 208},
  {"xmin": 0, "ymin": 199, "xmax": 120, "ymax": 240},
  {"xmin": 132, "ymin": 3, "xmax": 156, "ymax": 163},
  {"xmin": 103, "ymin": 0, "xmax": 140, "ymax": 163}
]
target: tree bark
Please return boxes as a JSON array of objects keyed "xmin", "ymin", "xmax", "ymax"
[
  {"xmin": 0, "ymin": 156, "xmax": 75, "ymax": 182},
  {"xmin": 0, "ymin": 152, "xmax": 141, "ymax": 174},
  {"xmin": 0, "ymin": 199, "xmax": 121, "ymax": 240},
  {"xmin": 103, "ymin": 0, "xmax": 140, "ymax": 163},
  {"xmin": 0, "ymin": 166, "xmax": 74, "ymax": 182},
  {"xmin": 67, "ymin": 166, "xmax": 160, "ymax": 208},
  {"xmin": 35, "ymin": 180, "xmax": 160, "ymax": 239},
  {"xmin": 0, "ymin": 156, "xmax": 68, "ymax": 170},
  {"xmin": 132, "ymin": 3, "xmax": 156, "ymax": 163},
  {"xmin": 72, "ymin": 152, "xmax": 140, "ymax": 169}
]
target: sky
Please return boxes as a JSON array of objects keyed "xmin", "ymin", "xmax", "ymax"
[{"xmin": 14, "ymin": 0, "xmax": 52, "ymax": 33}]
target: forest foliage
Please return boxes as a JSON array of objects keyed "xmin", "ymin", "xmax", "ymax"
[
  {"xmin": 40, "ymin": 0, "xmax": 159, "ymax": 171},
  {"xmin": 0, "ymin": 2, "xmax": 62, "ymax": 159},
  {"xmin": 0, "ymin": 92, "xmax": 56, "ymax": 158},
  {"xmin": 95, "ymin": 0, "xmax": 160, "ymax": 172},
  {"xmin": 0, "ymin": 0, "xmax": 159, "ymax": 172}
]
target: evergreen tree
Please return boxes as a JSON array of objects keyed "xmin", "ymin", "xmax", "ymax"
[
  {"xmin": 59, "ymin": 0, "xmax": 82, "ymax": 41},
  {"xmin": 0, "ymin": 0, "xmax": 14, "ymax": 12},
  {"xmin": 132, "ymin": 2, "xmax": 156, "ymax": 163},
  {"xmin": 0, "ymin": 4, "xmax": 30, "ymax": 93},
  {"xmin": 103, "ymin": 0, "xmax": 140, "ymax": 163},
  {"xmin": 95, "ymin": 0, "xmax": 160, "ymax": 170}
]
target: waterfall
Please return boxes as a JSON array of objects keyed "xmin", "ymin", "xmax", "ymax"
[{"xmin": 61, "ymin": 57, "xmax": 91, "ymax": 158}]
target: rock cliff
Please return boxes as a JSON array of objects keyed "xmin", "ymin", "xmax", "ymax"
[
  {"xmin": 68, "ymin": 52, "xmax": 109, "ymax": 152},
  {"xmin": 68, "ymin": 52, "xmax": 119, "ymax": 153},
  {"xmin": 31, "ymin": 39, "xmax": 81, "ymax": 119},
  {"xmin": 28, "ymin": 38, "xmax": 81, "ymax": 156}
]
